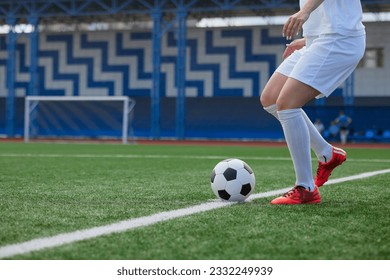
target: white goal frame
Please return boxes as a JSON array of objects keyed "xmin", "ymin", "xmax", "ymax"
[{"xmin": 24, "ymin": 96, "xmax": 136, "ymax": 144}]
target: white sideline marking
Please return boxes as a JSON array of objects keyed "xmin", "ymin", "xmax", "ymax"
[
  {"xmin": 0, "ymin": 153, "xmax": 292, "ymax": 161},
  {"xmin": 0, "ymin": 169, "xmax": 390, "ymax": 259},
  {"xmin": 320, "ymin": 169, "xmax": 390, "ymax": 185},
  {"xmin": 1, "ymin": 153, "xmax": 390, "ymax": 163}
]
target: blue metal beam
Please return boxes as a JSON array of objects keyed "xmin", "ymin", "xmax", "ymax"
[
  {"xmin": 6, "ymin": 16, "xmax": 17, "ymax": 137},
  {"xmin": 151, "ymin": 8, "xmax": 162, "ymax": 139},
  {"xmin": 344, "ymin": 72, "xmax": 355, "ymax": 106},
  {"xmin": 29, "ymin": 15, "xmax": 39, "ymax": 97},
  {"xmin": 0, "ymin": 0, "xmax": 387, "ymax": 19},
  {"xmin": 175, "ymin": 3, "xmax": 187, "ymax": 139},
  {"xmin": 0, "ymin": 0, "xmax": 298, "ymax": 18}
]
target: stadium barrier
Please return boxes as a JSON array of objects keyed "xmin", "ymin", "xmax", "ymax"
[{"xmin": 1, "ymin": 96, "xmax": 389, "ymax": 142}]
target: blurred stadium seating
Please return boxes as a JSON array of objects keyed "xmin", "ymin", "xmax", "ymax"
[{"xmin": 0, "ymin": 0, "xmax": 389, "ymax": 142}]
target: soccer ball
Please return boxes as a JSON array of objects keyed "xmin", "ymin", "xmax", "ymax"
[{"xmin": 210, "ymin": 159, "xmax": 255, "ymax": 202}]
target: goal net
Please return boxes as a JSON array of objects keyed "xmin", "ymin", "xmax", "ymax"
[{"xmin": 24, "ymin": 96, "xmax": 136, "ymax": 144}]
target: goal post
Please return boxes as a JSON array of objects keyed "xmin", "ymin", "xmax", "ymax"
[{"xmin": 24, "ymin": 96, "xmax": 136, "ymax": 144}]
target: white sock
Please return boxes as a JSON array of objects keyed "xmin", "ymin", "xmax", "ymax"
[
  {"xmin": 264, "ymin": 104, "xmax": 279, "ymax": 119},
  {"xmin": 264, "ymin": 104, "xmax": 332, "ymax": 163},
  {"xmin": 277, "ymin": 109, "xmax": 315, "ymax": 191},
  {"xmin": 301, "ymin": 110, "xmax": 333, "ymax": 163}
]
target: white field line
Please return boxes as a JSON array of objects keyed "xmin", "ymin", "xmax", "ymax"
[
  {"xmin": 0, "ymin": 169, "xmax": 390, "ymax": 259},
  {"xmin": 0, "ymin": 153, "xmax": 290, "ymax": 160},
  {"xmin": 1, "ymin": 153, "xmax": 390, "ymax": 163}
]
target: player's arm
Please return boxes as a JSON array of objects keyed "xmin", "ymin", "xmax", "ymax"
[{"xmin": 283, "ymin": 0, "xmax": 324, "ymax": 39}]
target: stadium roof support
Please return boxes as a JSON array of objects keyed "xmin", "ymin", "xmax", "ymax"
[
  {"xmin": 0, "ymin": 0, "xmax": 389, "ymax": 20},
  {"xmin": 5, "ymin": 16, "xmax": 16, "ymax": 137},
  {"xmin": 151, "ymin": 7, "xmax": 162, "ymax": 139},
  {"xmin": 0, "ymin": 0, "xmax": 299, "ymax": 20},
  {"xmin": 2, "ymin": 0, "xmax": 390, "ymax": 138}
]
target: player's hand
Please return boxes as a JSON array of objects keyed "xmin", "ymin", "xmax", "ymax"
[
  {"xmin": 283, "ymin": 10, "xmax": 310, "ymax": 40},
  {"xmin": 282, "ymin": 38, "xmax": 306, "ymax": 59}
]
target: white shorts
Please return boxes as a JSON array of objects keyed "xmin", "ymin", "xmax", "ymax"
[{"xmin": 276, "ymin": 34, "xmax": 366, "ymax": 98}]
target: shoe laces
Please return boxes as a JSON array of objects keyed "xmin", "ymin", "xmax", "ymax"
[{"xmin": 282, "ymin": 186, "xmax": 304, "ymax": 197}]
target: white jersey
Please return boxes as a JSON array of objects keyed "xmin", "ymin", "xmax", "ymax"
[{"xmin": 300, "ymin": 0, "xmax": 365, "ymax": 37}]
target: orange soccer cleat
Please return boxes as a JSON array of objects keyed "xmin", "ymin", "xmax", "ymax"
[
  {"xmin": 270, "ymin": 186, "xmax": 321, "ymax": 205},
  {"xmin": 315, "ymin": 147, "xmax": 347, "ymax": 187}
]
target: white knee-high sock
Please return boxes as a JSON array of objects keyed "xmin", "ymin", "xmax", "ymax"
[
  {"xmin": 277, "ymin": 109, "xmax": 315, "ymax": 191},
  {"xmin": 301, "ymin": 110, "xmax": 332, "ymax": 162},
  {"xmin": 264, "ymin": 104, "xmax": 332, "ymax": 163},
  {"xmin": 263, "ymin": 104, "xmax": 279, "ymax": 119}
]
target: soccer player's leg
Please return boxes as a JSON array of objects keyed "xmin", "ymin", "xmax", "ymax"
[{"xmin": 270, "ymin": 78, "xmax": 321, "ymax": 205}]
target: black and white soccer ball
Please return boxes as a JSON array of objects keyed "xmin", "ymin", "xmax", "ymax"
[{"xmin": 210, "ymin": 159, "xmax": 255, "ymax": 202}]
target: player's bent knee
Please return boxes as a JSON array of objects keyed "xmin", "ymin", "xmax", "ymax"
[
  {"xmin": 260, "ymin": 92, "xmax": 275, "ymax": 108},
  {"xmin": 259, "ymin": 96, "xmax": 264, "ymax": 107},
  {"xmin": 259, "ymin": 95, "xmax": 267, "ymax": 107},
  {"xmin": 275, "ymin": 98, "xmax": 297, "ymax": 111},
  {"xmin": 275, "ymin": 98, "xmax": 286, "ymax": 111}
]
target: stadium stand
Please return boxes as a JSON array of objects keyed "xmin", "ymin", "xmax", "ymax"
[{"xmin": 0, "ymin": 0, "xmax": 389, "ymax": 142}]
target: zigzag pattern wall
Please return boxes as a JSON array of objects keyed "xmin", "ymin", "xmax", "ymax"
[{"xmin": 0, "ymin": 26, "xmax": 286, "ymax": 97}]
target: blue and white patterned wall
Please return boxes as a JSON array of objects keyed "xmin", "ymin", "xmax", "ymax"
[{"xmin": 0, "ymin": 25, "xmax": 288, "ymax": 98}]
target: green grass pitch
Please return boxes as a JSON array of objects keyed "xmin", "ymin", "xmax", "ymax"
[{"xmin": 0, "ymin": 141, "xmax": 389, "ymax": 260}]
